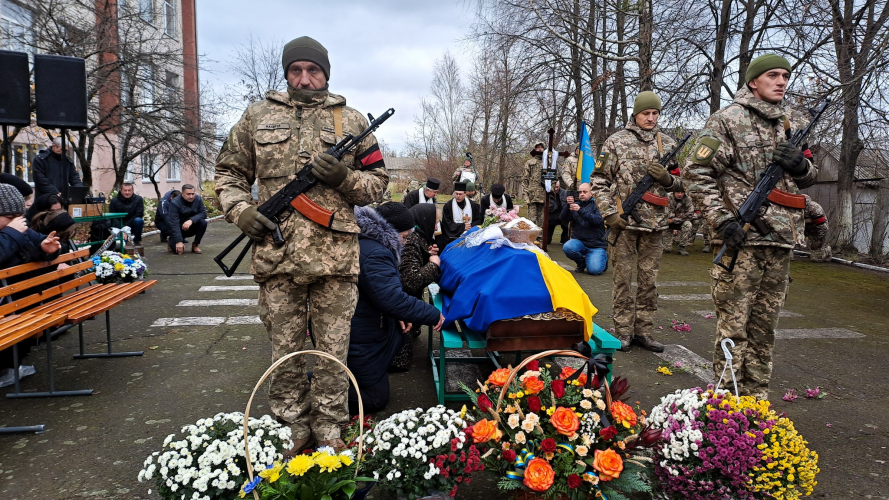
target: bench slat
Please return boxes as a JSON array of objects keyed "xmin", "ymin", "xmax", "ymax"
[
  {"xmin": 0, "ymin": 249, "xmax": 90, "ymax": 280},
  {"xmin": 19, "ymin": 283, "xmax": 105, "ymax": 317},
  {"xmin": 0, "ymin": 260, "xmax": 95, "ymax": 299},
  {"xmin": 0, "ymin": 314, "xmax": 67, "ymax": 351},
  {"xmin": 0, "ymin": 274, "xmax": 98, "ymax": 318},
  {"xmin": 67, "ymin": 281, "xmax": 157, "ymax": 322}
]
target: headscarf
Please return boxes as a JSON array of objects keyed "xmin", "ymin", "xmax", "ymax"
[
  {"xmin": 409, "ymin": 203, "xmax": 437, "ymax": 245},
  {"xmin": 31, "ymin": 209, "xmax": 76, "ymax": 241}
]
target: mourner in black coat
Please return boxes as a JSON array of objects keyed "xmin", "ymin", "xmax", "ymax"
[
  {"xmin": 347, "ymin": 204, "xmax": 442, "ymax": 414},
  {"xmin": 440, "ymin": 182, "xmax": 482, "ymax": 247}
]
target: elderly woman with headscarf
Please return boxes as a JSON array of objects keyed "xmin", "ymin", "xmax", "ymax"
[{"xmin": 389, "ymin": 203, "xmax": 442, "ymax": 371}]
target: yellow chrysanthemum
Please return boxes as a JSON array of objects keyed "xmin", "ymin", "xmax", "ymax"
[
  {"xmin": 314, "ymin": 452, "xmax": 343, "ymax": 473},
  {"xmin": 286, "ymin": 454, "xmax": 314, "ymax": 477},
  {"xmin": 259, "ymin": 462, "xmax": 283, "ymax": 483},
  {"xmin": 339, "ymin": 454, "xmax": 354, "ymax": 467},
  {"xmin": 114, "ymin": 263, "xmax": 124, "ymax": 271}
]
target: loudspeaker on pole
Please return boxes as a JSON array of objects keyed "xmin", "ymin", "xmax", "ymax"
[
  {"xmin": 0, "ymin": 50, "xmax": 31, "ymax": 126},
  {"xmin": 34, "ymin": 54, "xmax": 88, "ymax": 129}
]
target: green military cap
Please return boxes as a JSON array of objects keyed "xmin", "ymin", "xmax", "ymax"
[
  {"xmin": 282, "ymin": 36, "xmax": 331, "ymax": 80},
  {"xmin": 745, "ymin": 54, "xmax": 791, "ymax": 84},
  {"xmin": 632, "ymin": 91, "xmax": 662, "ymax": 116},
  {"xmin": 465, "ymin": 181, "xmax": 476, "ymax": 191}
]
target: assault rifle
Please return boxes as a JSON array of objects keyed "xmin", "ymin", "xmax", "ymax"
[
  {"xmin": 713, "ymin": 99, "xmax": 829, "ymax": 273},
  {"xmin": 606, "ymin": 132, "xmax": 692, "ymax": 245},
  {"xmin": 214, "ymin": 108, "xmax": 395, "ymax": 277}
]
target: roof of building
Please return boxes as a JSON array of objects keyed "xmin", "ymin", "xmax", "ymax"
[
  {"xmin": 383, "ymin": 156, "xmax": 424, "ymax": 171},
  {"xmin": 815, "ymin": 144, "xmax": 889, "ymax": 181}
]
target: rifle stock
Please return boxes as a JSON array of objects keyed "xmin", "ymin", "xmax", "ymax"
[{"xmin": 214, "ymin": 108, "xmax": 395, "ymax": 277}]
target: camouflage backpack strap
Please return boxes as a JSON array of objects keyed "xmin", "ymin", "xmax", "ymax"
[{"xmin": 333, "ymin": 105, "xmax": 343, "ymax": 141}]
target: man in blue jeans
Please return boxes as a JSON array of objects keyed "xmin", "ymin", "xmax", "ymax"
[{"xmin": 561, "ymin": 183, "xmax": 608, "ymax": 275}]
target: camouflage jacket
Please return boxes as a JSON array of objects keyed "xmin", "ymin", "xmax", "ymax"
[
  {"xmin": 560, "ymin": 154, "xmax": 578, "ymax": 190},
  {"xmin": 803, "ymin": 194, "xmax": 828, "ymax": 247},
  {"xmin": 521, "ymin": 157, "xmax": 547, "ymax": 204},
  {"xmin": 215, "ymin": 89, "xmax": 388, "ymax": 281},
  {"xmin": 667, "ymin": 194, "xmax": 699, "ymax": 224},
  {"xmin": 591, "ymin": 122, "xmax": 681, "ymax": 232},
  {"xmin": 682, "ymin": 87, "xmax": 818, "ymax": 249}
]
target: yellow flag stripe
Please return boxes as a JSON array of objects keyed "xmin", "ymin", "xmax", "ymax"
[{"xmin": 529, "ymin": 250, "xmax": 598, "ymax": 340}]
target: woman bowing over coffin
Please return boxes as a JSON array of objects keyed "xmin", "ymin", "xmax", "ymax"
[{"xmin": 440, "ymin": 181, "xmax": 482, "ymax": 247}]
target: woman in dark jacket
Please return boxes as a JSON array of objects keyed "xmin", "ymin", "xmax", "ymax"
[
  {"xmin": 347, "ymin": 203, "xmax": 443, "ymax": 415},
  {"xmin": 390, "ymin": 203, "xmax": 442, "ymax": 371}
]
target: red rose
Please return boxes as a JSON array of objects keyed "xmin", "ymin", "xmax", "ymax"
[
  {"xmin": 551, "ymin": 379, "xmax": 566, "ymax": 398},
  {"xmin": 526, "ymin": 360, "xmax": 539, "ymax": 371},
  {"xmin": 503, "ymin": 449, "xmax": 517, "ymax": 462},
  {"xmin": 527, "ymin": 395, "xmax": 542, "ymax": 413},
  {"xmin": 599, "ymin": 426, "xmax": 618, "ymax": 440},
  {"xmin": 567, "ymin": 473, "xmax": 582, "ymax": 489},
  {"xmin": 539, "ymin": 438, "xmax": 557, "ymax": 453},
  {"xmin": 477, "ymin": 393, "xmax": 493, "ymax": 413}
]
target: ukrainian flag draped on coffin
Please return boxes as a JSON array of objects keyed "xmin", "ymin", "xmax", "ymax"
[{"xmin": 437, "ymin": 228, "xmax": 598, "ymax": 340}]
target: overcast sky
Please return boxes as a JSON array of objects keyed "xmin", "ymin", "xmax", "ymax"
[{"xmin": 196, "ymin": 0, "xmax": 476, "ymax": 154}]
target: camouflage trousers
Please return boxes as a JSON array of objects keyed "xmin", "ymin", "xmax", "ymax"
[
  {"xmin": 258, "ymin": 274, "xmax": 357, "ymax": 442},
  {"xmin": 710, "ymin": 246, "xmax": 791, "ymax": 400},
  {"xmin": 527, "ymin": 203, "xmax": 545, "ymax": 230},
  {"xmin": 663, "ymin": 220, "xmax": 709, "ymax": 249},
  {"xmin": 612, "ymin": 229, "xmax": 663, "ymax": 340}
]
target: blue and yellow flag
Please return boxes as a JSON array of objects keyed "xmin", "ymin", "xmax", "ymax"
[{"xmin": 576, "ymin": 121, "xmax": 596, "ymax": 185}]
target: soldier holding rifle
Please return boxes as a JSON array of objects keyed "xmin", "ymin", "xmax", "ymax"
[
  {"xmin": 214, "ymin": 37, "xmax": 388, "ymax": 452},
  {"xmin": 683, "ymin": 54, "xmax": 819, "ymax": 399}
]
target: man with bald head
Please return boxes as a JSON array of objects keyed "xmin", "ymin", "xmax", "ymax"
[
  {"xmin": 560, "ymin": 183, "xmax": 608, "ymax": 275},
  {"xmin": 215, "ymin": 36, "xmax": 388, "ymax": 452}
]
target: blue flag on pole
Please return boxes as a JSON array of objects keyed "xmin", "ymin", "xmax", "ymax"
[{"xmin": 576, "ymin": 121, "xmax": 596, "ymax": 185}]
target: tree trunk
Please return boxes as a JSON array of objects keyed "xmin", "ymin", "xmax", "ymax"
[
  {"xmin": 710, "ymin": 0, "xmax": 732, "ymax": 114},
  {"xmin": 637, "ymin": 0, "xmax": 654, "ymax": 90},
  {"xmin": 870, "ymin": 180, "xmax": 889, "ymax": 256}
]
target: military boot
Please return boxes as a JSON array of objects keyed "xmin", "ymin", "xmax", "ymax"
[
  {"xmin": 702, "ymin": 244, "xmax": 711, "ymax": 253},
  {"xmin": 631, "ymin": 336, "xmax": 665, "ymax": 353},
  {"xmin": 678, "ymin": 246, "xmax": 689, "ymax": 256},
  {"xmin": 618, "ymin": 335, "xmax": 632, "ymax": 352}
]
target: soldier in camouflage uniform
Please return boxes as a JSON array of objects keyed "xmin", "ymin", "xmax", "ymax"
[
  {"xmin": 663, "ymin": 190, "xmax": 700, "ymax": 255},
  {"xmin": 401, "ymin": 178, "xmax": 420, "ymax": 200},
  {"xmin": 560, "ymin": 146, "xmax": 580, "ymax": 190},
  {"xmin": 682, "ymin": 54, "xmax": 818, "ymax": 399},
  {"xmin": 465, "ymin": 181, "xmax": 481, "ymax": 204},
  {"xmin": 214, "ymin": 37, "xmax": 388, "ymax": 451},
  {"xmin": 591, "ymin": 91, "xmax": 680, "ymax": 353},
  {"xmin": 804, "ymin": 194, "xmax": 830, "ymax": 261},
  {"xmin": 522, "ymin": 142, "xmax": 547, "ymax": 228}
]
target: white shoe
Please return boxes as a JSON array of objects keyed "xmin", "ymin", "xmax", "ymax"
[{"xmin": 0, "ymin": 365, "xmax": 36, "ymax": 387}]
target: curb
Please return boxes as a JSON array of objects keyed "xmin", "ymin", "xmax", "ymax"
[
  {"xmin": 141, "ymin": 215, "xmax": 225, "ymax": 237},
  {"xmin": 793, "ymin": 249, "xmax": 888, "ymax": 273}
]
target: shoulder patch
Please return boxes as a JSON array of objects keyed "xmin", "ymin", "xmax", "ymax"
[
  {"xmin": 594, "ymin": 152, "xmax": 610, "ymax": 172},
  {"xmin": 691, "ymin": 136, "xmax": 721, "ymax": 165},
  {"xmin": 257, "ymin": 123, "xmax": 289, "ymax": 130}
]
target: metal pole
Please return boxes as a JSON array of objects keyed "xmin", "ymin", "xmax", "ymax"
[{"xmin": 2, "ymin": 126, "xmax": 10, "ymax": 175}]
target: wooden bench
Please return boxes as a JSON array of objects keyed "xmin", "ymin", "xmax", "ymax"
[
  {"xmin": 427, "ymin": 287, "xmax": 621, "ymax": 405},
  {"xmin": 0, "ymin": 248, "xmax": 156, "ymax": 433}
]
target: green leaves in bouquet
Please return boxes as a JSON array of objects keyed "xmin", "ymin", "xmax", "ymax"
[{"xmin": 598, "ymin": 460, "xmax": 652, "ymax": 500}]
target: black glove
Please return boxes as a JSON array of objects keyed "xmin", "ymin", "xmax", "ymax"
[
  {"xmin": 605, "ymin": 213, "xmax": 628, "ymax": 231},
  {"xmin": 773, "ymin": 142, "xmax": 808, "ymax": 176},
  {"xmin": 236, "ymin": 205, "xmax": 276, "ymax": 242},
  {"xmin": 310, "ymin": 153, "xmax": 349, "ymax": 187},
  {"xmin": 718, "ymin": 219, "xmax": 747, "ymax": 250},
  {"xmin": 647, "ymin": 162, "xmax": 673, "ymax": 187}
]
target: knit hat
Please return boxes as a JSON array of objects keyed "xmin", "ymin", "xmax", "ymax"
[
  {"xmin": 0, "ymin": 183, "xmax": 26, "ymax": 216},
  {"xmin": 632, "ymin": 91, "xmax": 662, "ymax": 116},
  {"xmin": 745, "ymin": 54, "xmax": 792, "ymax": 84},
  {"xmin": 426, "ymin": 177, "xmax": 441, "ymax": 190},
  {"xmin": 490, "ymin": 183, "xmax": 505, "ymax": 196},
  {"xmin": 282, "ymin": 36, "xmax": 331, "ymax": 80},
  {"xmin": 375, "ymin": 202, "xmax": 415, "ymax": 232},
  {"xmin": 454, "ymin": 182, "xmax": 467, "ymax": 192},
  {"xmin": 465, "ymin": 181, "xmax": 476, "ymax": 192}
]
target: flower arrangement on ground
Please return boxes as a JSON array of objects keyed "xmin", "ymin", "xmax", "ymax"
[
  {"xmin": 362, "ymin": 406, "xmax": 485, "ymax": 499},
  {"xmin": 649, "ymin": 386, "xmax": 819, "ymax": 499},
  {"xmin": 91, "ymin": 250, "xmax": 147, "ymax": 283},
  {"xmin": 461, "ymin": 362, "xmax": 658, "ymax": 500},
  {"xmin": 482, "ymin": 206, "xmax": 519, "ymax": 228},
  {"xmin": 138, "ymin": 412, "xmax": 292, "ymax": 500},
  {"xmin": 240, "ymin": 446, "xmax": 373, "ymax": 500}
]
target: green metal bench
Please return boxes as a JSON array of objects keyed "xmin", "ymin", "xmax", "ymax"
[{"xmin": 428, "ymin": 288, "xmax": 622, "ymax": 405}]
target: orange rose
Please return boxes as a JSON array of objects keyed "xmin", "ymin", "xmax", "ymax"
[
  {"xmin": 522, "ymin": 458, "xmax": 555, "ymax": 492},
  {"xmin": 470, "ymin": 418, "xmax": 503, "ymax": 443},
  {"xmin": 550, "ymin": 406, "xmax": 580, "ymax": 436},
  {"xmin": 559, "ymin": 366, "xmax": 587, "ymax": 386},
  {"xmin": 592, "ymin": 449, "xmax": 623, "ymax": 481},
  {"xmin": 487, "ymin": 368, "xmax": 511, "ymax": 387},
  {"xmin": 522, "ymin": 376, "xmax": 545, "ymax": 394},
  {"xmin": 610, "ymin": 400, "xmax": 638, "ymax": 428}
]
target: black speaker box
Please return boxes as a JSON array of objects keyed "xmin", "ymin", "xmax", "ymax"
[
  {"xmin": 34, "ymin": 54, "xmax": 88, "ymax": 129},
  {"xmin": 0, "ymin": 50, "xmax": 31, "ymax": 126}
]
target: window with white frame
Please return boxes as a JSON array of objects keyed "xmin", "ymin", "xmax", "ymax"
[
  {"xmin": 0, "ymin": 1, "xmax": 34, "ymax": 52},
  {"xmin": 136, "ymin": 153, "xmax": 157, "ymax": 183},
  {"xmin": 163, "ymin": 0, "xmax": 176, "ymax": 37},
  {"xmin": 167, "ymin": 157, "xmax": 181, "ymax": 181},
  {"xmin": 138, "ymin": 0, "xmax": 153, "ymax": 23},
  {"xmin": 139, "ymin": 64, "xmax": 155, "ymax": 109},
  {"xmin": 120, "ymin": 70, "xmax": 132, "ymax": 107},
  {"xmin": 164, "ymin": 70, "xmax": 179, "ymax": 117}
]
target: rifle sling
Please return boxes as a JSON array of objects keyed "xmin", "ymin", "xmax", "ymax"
[
  {"xmin": 333, "ymin": 106, "xmax": 343, "ymax": 140},
  {"xmin": 291, "ymin": 194, "xmax": 335, "ymax": 228}
]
